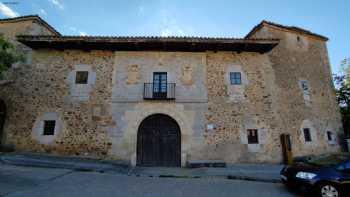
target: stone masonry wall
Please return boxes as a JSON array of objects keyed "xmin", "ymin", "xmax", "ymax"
[
  {"xmin": 0, "ymin": 19, "xmax": 57, "ymax": 81},
  {"xmin": 250, "ymin": 26, "xmax": 343, "ymax": 156},
  {"xmin": 108, "ymin": 52, "xmax": 208, "ymax": 164},
  {"xmin": 0, "ymin": 47, "xmax": 342, "ymax": 163},
  {"xmin": 0, "ymin": 20, "xmax": 54, "ymax": 39},
  {"xmin": 201, "ymin": 52, "xmax": 283, "ymax": 163},
  {"xmin": 0, "ymin": 49, "xmax": 115, "ymax": 158}
]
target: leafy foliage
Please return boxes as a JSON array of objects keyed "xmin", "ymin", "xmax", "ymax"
[
  {"xmin": 334, "ymin": 58, "xmax": 350, "ymax": 138},
  {"xmin": 0, "ymin": 35, "xmax": 22, "ymax": 79}
]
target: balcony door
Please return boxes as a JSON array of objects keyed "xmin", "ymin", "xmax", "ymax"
[{"xmin": 153, "ymin": 72, "xmax": 167, "ymax": 99}]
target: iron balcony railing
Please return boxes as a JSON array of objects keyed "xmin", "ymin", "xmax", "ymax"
[{"xmin": 144, "ymin": 83, "xmax": 176, "ymax": 100}]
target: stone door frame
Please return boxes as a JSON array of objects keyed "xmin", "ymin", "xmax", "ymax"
[
  {"xmin": 123, "ymin": 104, "xmax": 193, "ymax": 167},
  {"xmin": 136, "ymin": 114, "xmax": 181, "ymax": 167}
]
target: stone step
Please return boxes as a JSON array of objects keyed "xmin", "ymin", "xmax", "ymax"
[
  {"xmin": 186, "ymin": 160, "xmax": 226, "ymax": 168},
  {"xmin": 0, "ymin": 144, "xmax": 15, "ymax": 152}
]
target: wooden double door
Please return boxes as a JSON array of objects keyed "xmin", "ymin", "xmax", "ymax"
[{"xmin": 137, "ymin": 114, "xmax": 181, "ymax": 167}]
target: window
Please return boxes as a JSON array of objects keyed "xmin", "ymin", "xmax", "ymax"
[
  {"xmin": 153, "ymin": 72, "xmax": 167, "ymax": 93},
  {"xmin": 303, "ymin": 128, "xmax": 312, "ymax": 142},
  {"xmin": 337, "ymin": 161, "xmax": 350, "ymax": 172},
  {"xmin": 247, "ymin": 129, "xmax": 258, "ymax": 144},
  {"xmin": 327, "ymin": 131, "xmax": 333, "ymax": 141},
  {"xmin": 230, "ymin": 72, "xmax": 242, "ymax": 85},
  {"xmin": 300, "ymin": 80, "xmax": 309, "ymax": 91},
  {"xmin": 43, "ymin": 120, "xmax": 56, "ymax": 135},
  {"xmin": 75, "ymin": 71, "xmax": 89, "ymax": 84},
  {"xmin": 344, "ymin": 162, "xmax": 350, "ymax": 171}
]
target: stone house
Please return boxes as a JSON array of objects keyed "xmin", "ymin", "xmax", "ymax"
[{"xmin": 0, "ymin": 15, "xmax": 343, "ymax": 167}]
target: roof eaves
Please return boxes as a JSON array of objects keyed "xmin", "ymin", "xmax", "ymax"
[
  {"xmin": 17, "ymin": 35, "xmax": 279, "ymax": 42},
  {"xmin": 16, "ymin": 35, "xmax": 279, "ymax": 53}
]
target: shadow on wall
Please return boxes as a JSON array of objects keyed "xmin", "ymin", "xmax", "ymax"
[
  {"xmin": 345, "ymin": 137, "xmax": 350, "ymax": 152},
  {"xmin": 0, "ymin": 99, "xmax": 14, "ymax": 152}
]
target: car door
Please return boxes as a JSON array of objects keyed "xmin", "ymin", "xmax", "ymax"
[{"xmin": 338, "ymin": 161, "xmax": 350, "ymax": 193}]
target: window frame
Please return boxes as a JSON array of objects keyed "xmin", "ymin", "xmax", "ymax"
[
  {"xmin": 230, "ymin": 72, "xmax": 242, "ymax": 85},
  {"xmin": 43, "ymin": 120, "xmax": 56, "ymax": 136},
  {"xmin": 300, "ymin": 80, "xmax": 310, "ymax": 92},
  {"xmin": 75, "ymin": 71, "xmax": 89, "ymax": 84},
  {"xmin": 326, "ymin": 131, "xmax": 333, "ymax": 141},
  {"xmin": 153, "ymin": 72, "xmax": 167, "ymax": 93},
  {"xmin": 247, "ymin": 129, "xmax": 259, "ymax": 144},
  {"xmin": 303, "ymin": 128, "xmax": 312, "ymax": 142}
]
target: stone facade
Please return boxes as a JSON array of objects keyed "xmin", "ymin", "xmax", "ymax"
[
  {"xmin": 0, "ymin": 16, "xmax": 58, "ymax": 81},
  {"xmin": 0, "ymin": 16, "xmax": 343, "ymax": 166},
  {"xmin": 247, "ymin": 24, "xmax": 343, "ymax": 157},
  {"xmin": 0, "ymin": 18, "xmax": 55, "ymax": 40}
]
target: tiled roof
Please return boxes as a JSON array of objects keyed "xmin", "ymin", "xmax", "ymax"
[
  {"xmin": 17, "ymin": 35, "xmax": 279, "ymax": 53},
  {"xmin": 18, "ymin": 35, "xmax": 278, "ymax": 41},
  {"xmin": 245, "ymin": 20, "xmax": 328, "ymax": 41},
  {"xmin": 0, "ymin": 15, "xmax": 61, "ymax": 36}
]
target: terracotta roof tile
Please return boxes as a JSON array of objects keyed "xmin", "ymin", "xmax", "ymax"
[
  {"xmin": 19, "ymin": 35, "xmax": 278, "ymax": 41},
  {"xmin": 17, "ymin": 35, "xmax": 279, "ymax": 53}
]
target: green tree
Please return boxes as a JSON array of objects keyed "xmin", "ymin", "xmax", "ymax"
[
  {"xmin": 334, "ymin": 58, "xmax": 350, "ymax": 138},
  {"xmin": 0, "ymin": 35, "xmax": 22, "ymax": 79}
]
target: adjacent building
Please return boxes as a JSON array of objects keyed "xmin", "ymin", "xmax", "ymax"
[{"xmin": 0, "ymin": 15, "xmax": 343, "ymax": 167}]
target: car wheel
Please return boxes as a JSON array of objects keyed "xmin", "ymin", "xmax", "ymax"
[{"xmin": 318, "ymin": 183, "xmax": 340, "ymax": 197}]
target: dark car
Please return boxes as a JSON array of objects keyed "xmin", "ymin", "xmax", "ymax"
[{"xmin": 280, "ymin": 153, "xmax": 350, "ymax": 197}]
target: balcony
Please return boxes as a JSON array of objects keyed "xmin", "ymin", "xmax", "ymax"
[{"xmin": 144, "ymin": 83, "xmax": 175, "ymax": 100}]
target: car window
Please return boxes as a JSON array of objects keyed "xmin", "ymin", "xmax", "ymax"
[
  {"xmin": 344, "ymin": 161, "xmax": 350, "ymax": 170},
  {"xmin": 337, "ymin": 161, "xmax": 350, "ymax": 172},
  {"xmin": 307, "ymin": 154, "xmax": 350, "ymax": 166}
]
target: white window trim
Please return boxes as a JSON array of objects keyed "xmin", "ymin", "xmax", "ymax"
[
  {"xmin": 299, "ymin": 79, "xmax": 311, "ymax": 105},
  {"xmin": 303, "ymin": 128, "xmax": 312, "ymax": 142},
  {"xmin": 299, "ymin": 120, "xmax": 318, "ymax": 146},
  {"xmin": 32, "ymin": 112, "xmax": 62, "ymax": 145},
  {"xmin": 67, "ymin": 65, "xmax": 96, "ymax": 101},
  {"xmin": 325, "ymin": 130, "xmax": 337, "ymax": 145}
]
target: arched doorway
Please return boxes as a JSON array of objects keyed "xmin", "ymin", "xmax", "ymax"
[
  {"xmin": 137, "ymin": 114, "xmax": 181, "ymax": 167},
  {"xmin": 0, "ymin": 100, "xmax": 6, "ymax": 146}
]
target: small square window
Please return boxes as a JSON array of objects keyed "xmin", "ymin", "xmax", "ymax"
[
  {"xmin": 247, "ymin": 129, "xmax": 258, "ymax": 144},
  {"xmin": 43, "ymin": 120, "xmax": 56, "ymax": 135},
  {"xmin": 300, "ymin": 81, "xmax": 309, "ymax": 91},
  {"xmin": 303, "ymin": 128, "xmax": 312, "ymax": 142},
  {"xmin": 327, "ymin": 131, "xmax": 333, "ymax": 141},
  {"xmin": 75, "ymin": 71, "xmax": 89, "ymax": 84},
  {"xmin": 230, "ymin": 72, "xmax": 242, "ymax": 85}
]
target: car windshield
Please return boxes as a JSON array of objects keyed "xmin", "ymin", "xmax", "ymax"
[{"xmin": 303, "ymin": 153, "xmax": 350, "ymax": 166}]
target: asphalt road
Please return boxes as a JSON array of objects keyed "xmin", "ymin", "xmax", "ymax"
[{"xmin": 0, "ymin": 164, "xmax": 300, "ymax": 197}]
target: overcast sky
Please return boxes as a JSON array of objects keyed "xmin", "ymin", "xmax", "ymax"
[{"xmin": 0, "ymin": 0, "xmax": 349, "ymax": 74}]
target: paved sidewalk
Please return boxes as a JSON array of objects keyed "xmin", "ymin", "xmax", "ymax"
[
  {"xmin": 0, "ymin": 152, "xmax": 130, "ymax": 173},
  {"xmin": 0, "ymin": 152, "xmax": 284, "ymax": 183},
  {"xmin": 0, "ymin": 164, "xmax": 295, "ymax": 197},
  {"xmin": 130, "ymin": 164, "xmax": 283, "ymax": 183}
]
